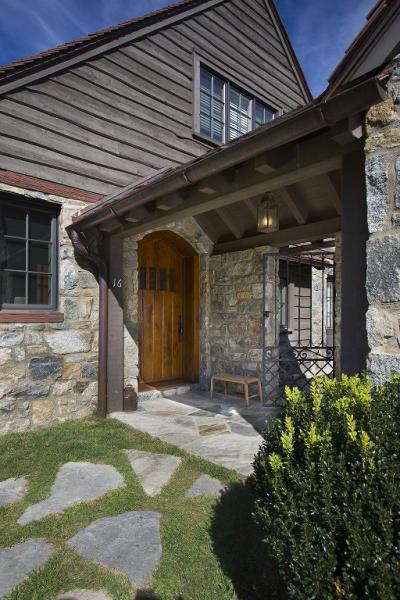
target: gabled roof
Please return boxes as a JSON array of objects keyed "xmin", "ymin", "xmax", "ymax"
[
  {"xmin": 0, "ymin": 0, "xmax": 225, "ymax": 90},
  {"xmin": 323, "ymin": 0, "xmax": 400, "ymax": 98},
  {"xmin": 0, "ymin": 0, "xmax": 311, "ymax": 100}
]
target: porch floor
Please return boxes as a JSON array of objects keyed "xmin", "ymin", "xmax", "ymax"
[{"xmin": 111, "ymin": 390, "xmax": 280, "ymax": 477}]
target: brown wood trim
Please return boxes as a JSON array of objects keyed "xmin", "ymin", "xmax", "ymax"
[{"xmin": 0, "ymin": 310, "xmax": 64, "ymax": 323}]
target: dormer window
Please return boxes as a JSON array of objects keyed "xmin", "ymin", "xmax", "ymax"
[{"xmin": 197, "ymin": 64, "xmax": 276, "ymax": 144}]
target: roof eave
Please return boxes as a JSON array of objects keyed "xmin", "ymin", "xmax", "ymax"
[{"xmin": 68, "ymin": 75, "xmax": 387, "ymax": 233}]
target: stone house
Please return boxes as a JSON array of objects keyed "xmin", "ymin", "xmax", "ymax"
[{"xmin": 0, "ymin": 0, "xmax": 399, "ymax": 432}]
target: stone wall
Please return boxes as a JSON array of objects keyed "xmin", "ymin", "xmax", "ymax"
[
  {"xmin": 364, "ymin": 56, "xmax": 400, "ymax": 383},
  {"xmin": 0, "ymin": 184, "xmax": 99, "ymax": 434},
  {"xmin": 208, "ymin": 246, "xmax": 275, "ymax": 386}
]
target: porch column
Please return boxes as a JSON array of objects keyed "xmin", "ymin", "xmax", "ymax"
[
  {"xmin": 340, "ymin": 149, "xmax": 369, "ymax": 375},
  {"xmin": 106, "ymin": 237, "xmax": 124, "ymax": 412}
]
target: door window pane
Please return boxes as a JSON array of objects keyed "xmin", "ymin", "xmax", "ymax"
[
  {"xmin": 149, "ymin": 268, "xmax": 157, "ymax": 291},
  {"xmin": 4, "ymin": 240, "xmax": 26, "ymax": 270},
  {"xmin": 139, "ymin": 267, "xmax": 147, "ymax": 290},
  {"xmin": 159, "ymin": 268, "xmax": 167, "ymax": 291},
  {"xmin": 2, "ymin": 272, "xmax": 26, "ymax": 304},
  {"xmin": 29, "ymin": 242, "xmax": 51, "ymax": 273},
  {"xmin": 169, "ymin": 269, "xmax": 176, "ymax": 292}
]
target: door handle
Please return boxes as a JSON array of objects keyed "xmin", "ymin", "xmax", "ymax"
[{"xmin": 178, "ymin": 315, "xmax": 184, "ymax": 340}]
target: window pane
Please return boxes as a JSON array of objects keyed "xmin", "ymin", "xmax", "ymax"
[
  {"xmin": 200, "ymin": 89, "xmax": 212, "ymax": 138},
  {"xmin": 200, "ymin": 67, "xmax": 212, "ymax": 92},
  {"xmin": 2, "ymin": 272, "xmax": 26, "ymax": 304},
  {"xmin": 29, "ymin": 210, "xmax": 52, "ymax": 241},
  {"xmin": 1, "ymin": 207, "xmax": 26, "ymax": 237},
  {"xmin": 29, "ymin": 242, "xmax": 51, "ymax": 273},
  {"xmin": 3, "ymin": 240, "xmax": 26, "ymax": 270},
  {"xmin": 255, "ymin": 101, "xmax": 275, "ymax": 128},
  {"xmin": 213, "ymin": 76, "xmax": 225, "ymax": 100},
  {"xmin": 28, "ymin": 274, "xmax": 51, "ymax": 305}
]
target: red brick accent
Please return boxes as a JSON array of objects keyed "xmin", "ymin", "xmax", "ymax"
[{"xmin": 0, "ymin": 170, "xmax": 102, "ymax": 203}]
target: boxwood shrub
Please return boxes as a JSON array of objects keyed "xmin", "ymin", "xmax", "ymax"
[{"xmin": 252, "ymin": 374, "xmax": 400, "ymax": 599}]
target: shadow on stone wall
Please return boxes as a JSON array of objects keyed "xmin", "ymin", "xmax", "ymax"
[{"xmin": 211, "ymin": 481, "xmax": 286, "ymax": 600}]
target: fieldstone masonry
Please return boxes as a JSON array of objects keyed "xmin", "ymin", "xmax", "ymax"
[
  {"xmin": 365, "ymin": 55, "xmax": 400, "ymax": 382},
  {"xmin": 0, "ymin": 184, "xmax": 99, "ymax": 434},
  {"xmin": 209, "ymin": 246, "xmax": 275, "ymax": 383}
]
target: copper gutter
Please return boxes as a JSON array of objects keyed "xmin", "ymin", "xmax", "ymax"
[{"xmin": 69, "ymin": 229, "xmax": 108, "ymax": 418}]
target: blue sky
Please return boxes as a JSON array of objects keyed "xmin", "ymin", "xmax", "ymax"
[{"xmin": 0, "ymin": 0, "xmax": 377, "ymax": 96}]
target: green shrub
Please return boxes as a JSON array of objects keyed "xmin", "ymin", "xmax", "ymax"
[{"xmin": 252, "ymin": 374, "xmax": 400, "ymax": 599}]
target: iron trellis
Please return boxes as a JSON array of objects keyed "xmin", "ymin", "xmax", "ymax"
[{"xmin": 262, "ymin": 250, "xmax": 335, "ymax": 406}]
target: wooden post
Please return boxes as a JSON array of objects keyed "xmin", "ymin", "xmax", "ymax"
[
  {"xmin": 106, "ymin": 237, "xmax": 124, "ymax": 412},
  {"xmin": 340, "ymin": 150, "xmax": 369, "ymax": 375}
]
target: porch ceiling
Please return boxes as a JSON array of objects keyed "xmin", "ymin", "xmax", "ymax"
[{"xmin": 98, "ymin": 126, "xmax": 355, "ymax": 253}]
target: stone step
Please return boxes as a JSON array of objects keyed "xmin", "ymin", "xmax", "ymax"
[{"xmin": 138, "ymin": 383, "xmax": 201, "ymax": 403}]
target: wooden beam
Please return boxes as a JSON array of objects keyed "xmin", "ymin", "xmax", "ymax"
[
  {"xmin": 254, "ymin": 154, "xmax": 276, "ymax": 175},
  {"xmin": 194, "ymin": 214, "xmax": 220, "ymax": 243},
  {"xmin": 278, "ymin": 187, "xmax": 307, "ymax": 224},
  {"xmin": 213, "ymin": 217, "xmax": 341, "ymax": 254},
  {"xmin": 216, "ymin": 207, "xmax": 243, "ymax": 239},
  {"xmin": 244, "ymin": 198, "xmax": 258, "ymax": 219},
  {"xmin": 156, "ymin": 193, "xmax": 183, "ymax": 211},
  {"xmin": 331, "ymin": 115, "xmax": 364, "ymax": 146},
  {"xmin": 197, "ymin": 173, "xmax": 230, "ymax": 195},
  {"xmin": 118, "ymin": 149, "xmax": 345, "ymax": 238},
  {"xmin": 124, "ymin": 205, "xmax": 151, "ymax": 223},
  {"xmin": 99, "ymin": 217, "xmax": 123, "ymax": 233},
  {"xmin": 324, "ymin": 173, "xmax": 342, "ymax": 214}
]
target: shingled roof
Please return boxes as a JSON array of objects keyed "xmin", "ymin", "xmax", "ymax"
[{"xmin": 0, "ymin": 0, "xmax": 218, "ymax": 81}]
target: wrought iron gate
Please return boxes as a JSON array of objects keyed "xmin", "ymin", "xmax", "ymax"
[{"xmin": 262, "ymin": 251, "xmax": 335, "ymax": 406}]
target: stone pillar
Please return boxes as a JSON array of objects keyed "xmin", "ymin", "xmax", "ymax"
[{"xmin": 364, "ymin": 56, "xmax": 400, "ymax": 383}]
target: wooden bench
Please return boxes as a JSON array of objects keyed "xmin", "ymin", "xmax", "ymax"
[{"xmin": 210, "ymin": 373, "xmax": 263, "ymax": 407}]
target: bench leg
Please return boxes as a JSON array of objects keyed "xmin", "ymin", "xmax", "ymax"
[
  {"xmin": 258, "ymin": 379, "xmax": 263, "ymax": 403},
  {"xmin": 244, "ymin": 383, "xmax": 249, "ymax": 407},
  {"xmin": 210, "ymin": 377, "xmax": 214, "ymax": 400},
  {"xmin": 224, "ymin": 381, "xmax": 227, "ymax": 399}
]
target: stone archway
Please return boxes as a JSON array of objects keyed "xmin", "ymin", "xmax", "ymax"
[{"xmin": 122, "ymin": 218, "xmax": 213, "ymax": 392}]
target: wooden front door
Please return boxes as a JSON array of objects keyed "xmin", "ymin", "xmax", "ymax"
[{"xmin": 138, "ymin": 233, "xmax": 186, "ymax": 384}]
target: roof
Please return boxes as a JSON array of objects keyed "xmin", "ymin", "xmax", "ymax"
[
  {"xmin": 323, "ymin": 0, "xmax": 400, "ymax": 98},
  {"xmin": 0, "ymin": 0, "xmax": 311, "ymax": 101},
  {"xmin": 0, "ymin": 0, "xmax": 212, "ymax": 80}
]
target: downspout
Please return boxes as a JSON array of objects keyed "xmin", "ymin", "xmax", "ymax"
[{"xmin": 68, "ymin": 229, "xmax": 108, "ymax": 418}]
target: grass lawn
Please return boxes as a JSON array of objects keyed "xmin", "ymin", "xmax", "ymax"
[{"xmin": 0, "ymin": 417, "xmax": 282, "ymax": 600}]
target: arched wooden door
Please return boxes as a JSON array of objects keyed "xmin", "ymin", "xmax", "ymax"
[{"xmin": 138, "ymin": 231, "xmax": 199, "ymax": 386}]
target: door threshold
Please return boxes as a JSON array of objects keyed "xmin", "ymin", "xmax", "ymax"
[{"xmin": 138, "ymin": 379, "xmax": 197, "ymax": 393}]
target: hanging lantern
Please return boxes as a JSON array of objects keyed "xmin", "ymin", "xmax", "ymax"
[{"xmin": 257, "ymin": 194, "xmax": 279, "ymax": 233}]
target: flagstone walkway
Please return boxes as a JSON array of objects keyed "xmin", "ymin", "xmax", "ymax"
[{"xmin": 112, "ymin": 390, "xmax": 279, "ymax": 477}]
